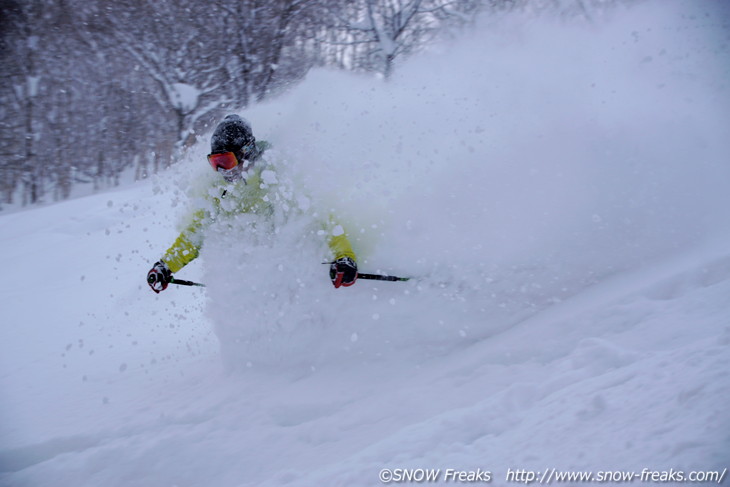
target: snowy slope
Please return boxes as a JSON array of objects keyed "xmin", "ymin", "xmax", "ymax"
[{"xmin": 2, "ymin": 1, "xmax": 729, "ymax": 486}]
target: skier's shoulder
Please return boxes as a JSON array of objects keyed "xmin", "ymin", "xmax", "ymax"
[
  {"xmin": 246, "ymin": 139, "xmax": 269, "ymax": 162},
  {"xmin": 255, "ymin": 139, "xmax": 272, "ymax": 154}
]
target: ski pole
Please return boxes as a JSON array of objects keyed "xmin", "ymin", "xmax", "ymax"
[
  {"xmin": 356, "ymin": 272, "xmax": 410, "ymax": 282},
  {"xmin": 170, "ymin": 278, "xmax": 206, "ymax": 287},
  {"xmin": 322, "ymin": 262, "xmax": 410, "ymax": 282}
]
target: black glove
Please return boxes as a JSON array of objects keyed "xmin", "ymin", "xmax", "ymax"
[
  {"xmin": 330, "ymin": 257, "xmax": 358, "ymax": 288},
  {"xmin": 147, "ymin": 261, "xmax": 172, "ymax": 293}
]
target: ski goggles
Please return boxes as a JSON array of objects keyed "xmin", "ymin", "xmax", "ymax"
[{"xmin": 207, "ymin": 151, "xmax": 239, "ymax": 171}]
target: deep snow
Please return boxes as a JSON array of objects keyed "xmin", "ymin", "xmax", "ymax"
[{"xmin": 1, "ymin": 1, "xmax": 729, "ymax": 486}]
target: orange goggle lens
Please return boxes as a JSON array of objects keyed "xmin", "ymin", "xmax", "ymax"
[{"xmin": 207, "ymin": 152, "xmax": 239, "ymax": 171}]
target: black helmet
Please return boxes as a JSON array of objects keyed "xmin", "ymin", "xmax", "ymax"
[{"xmin": 210, "ymin": 114, "xmax": 256, "ymax": 161}]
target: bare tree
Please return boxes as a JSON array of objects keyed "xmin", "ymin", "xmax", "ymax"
[
  {"xmin": 92, "ymin": 0, "xmax": 233, "ymax": 156},
  {"xmin": 481, "ymin": 0, "xmax": 634, "ymax": 22},
  {"xmin": 330, "ymin": 0, "xmax": 481, "ymax": 79},
  {"xmin": 211, "ymin": 0, "xmax": 328, "ymax": 107},
  {"xmin": 1, "ymin": 0, "xmax": 45, "ymax": 204}
]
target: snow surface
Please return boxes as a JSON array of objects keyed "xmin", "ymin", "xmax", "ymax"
[{"xmin": 2, "ymin": 1, "xmax": 729, "ymax": 486}]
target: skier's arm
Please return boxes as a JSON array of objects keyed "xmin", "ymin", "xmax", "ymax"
[
  {"xmin": 329, "ymin": 231, "xmax": 356, "ymax": 262},
  {"xmin": 327, "ymin": 218, "xmax": 358, "ymax": 288},
  {"xmin": 327, "ymin": 217, "xmax": 356, "ymax": 261},
  {"xmin": 160, "ymin": 209, "xmax": 207, "ymax": 273},
  {"xmin": 147, "ymin": 208, "xmax": 207, "ymax": 293}
]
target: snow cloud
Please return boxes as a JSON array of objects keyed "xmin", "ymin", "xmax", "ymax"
[
  {"xmin": 204, "ymin": 0, "xmax": 730, "ymax": 368},
  {"xmin": 246, "ymin": 0, "xmax": 730, "ymax": 279}
]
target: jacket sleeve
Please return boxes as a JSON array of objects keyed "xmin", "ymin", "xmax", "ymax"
[
  {"xmin": 328, "ymin": 218, "xmax": 357, "ymax": 262},
  {"xmin": 160, "ymin": 208, "xmax": 207, "ymax": 273}
]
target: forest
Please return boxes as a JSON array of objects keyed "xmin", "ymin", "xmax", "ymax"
[{"xmin": 1, "ymin": 0, "xmax": 622, "ymax": 208}]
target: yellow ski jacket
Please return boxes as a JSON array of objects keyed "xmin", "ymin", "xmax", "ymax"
[{"xmin": 160, "ymin": 159, "xmax": 356, "ymax": 274}]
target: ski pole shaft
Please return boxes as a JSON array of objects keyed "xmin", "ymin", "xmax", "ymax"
[
  {"xmin": 170, "ymin": 278, "xmax": 206, "ymax": 287},
  {"xmin": 357, "ymin": 272, "xmax": 410, "ymax": 282}
]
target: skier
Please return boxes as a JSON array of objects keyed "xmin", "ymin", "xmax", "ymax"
[{"xmin": 146, "ymin": 114, "xmax": 358, "ymax": 293}]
